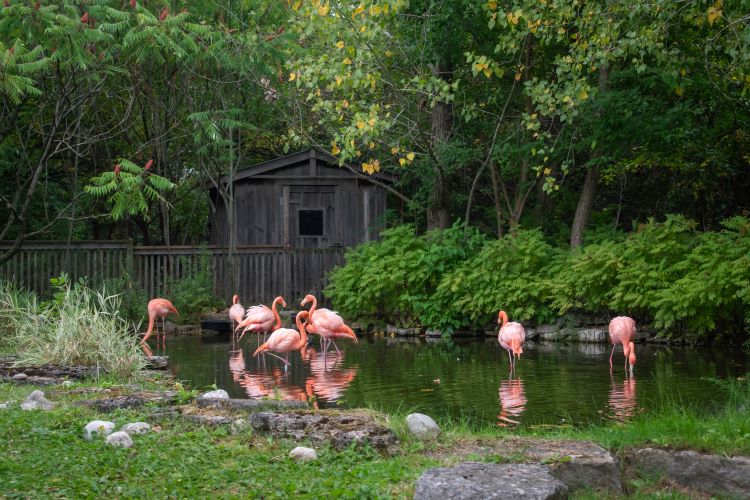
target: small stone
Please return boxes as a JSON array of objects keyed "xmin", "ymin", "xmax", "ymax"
[
  {"xmin": 231, "ymin": 418, "xmax": 251, "ymax": 435},
  {"xmin": 201, "ymin": 389, "xmax": 229, "ymax": 400},
  {"xmin": 414, "ymin": 462, "xmax": 568, "ymax": 500},
  {"xmin": 106, "ymin": 431, "xmax": 133, "ymax": 448},
  {"xmin": 20, "ymin": 390, "xmax": 54, "ymax": 411},
  {"xmin": 406, "ymin": 413, "xmax": 440, "ymax": 440},
  {"xmin": 84, "ymin": 420, "xmax": 116, "ymax": 440},
  {"xmin": 289, "ymin": 446, "xmax": 318, "ymax": 462},
  {"xmin": 12, "ymin": 373, "xmax": 28, "ymax": 381},
  {"xmin": 0, "ymin": 402, "xmax": 10, "ymax": 409},
  {"xmin": 61, "ymin": 380, "xmax": 74, "ymax": 387},
  {"xmin": 121, "ymin": 422, "xmax": 151, "ymax": 435}
]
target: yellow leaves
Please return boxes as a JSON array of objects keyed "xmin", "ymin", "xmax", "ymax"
[
  {"xmin": 506, "ymin": 11, "xmax": 520, "ymax": 25},
  {"xmin": 680, "ymin": 68, "xmax": 687, "ymax": 77},
  {"xmin": 406, "ymin": 152, "xmax": 415, "ymax": 161},
  {"xmin": 527, "ymin": 19, "xmax": 541, "ymax": 33},
  {"xmin": 367, "ymin": 117, "xmax": 376, "ymax": 126},
  {"xmin": 343, "ymin": 58, "xmax": 352, "ymax": 65},
  {"xmin": 398, "ymin": 158, "xmax": 406, "ymax": 166},
  {"xmin": 335, "ymin": 75, "xmax": 343, "ymax": 86},
  {"xmin": 368, "ymin": 141, "xmax": 375, "ymax": 149},
  {"xmin": 675, "ymin": 86, "xmax": 684, "ymax": 96},
  {"xmin": 369, "ymin": 4, "xmax": 381, "ymax": 15},
  {"xmin": 487, "ymin": 0, "xmax": 497, "ymax": 11},
  {"xmin": 385, "ymin": 50, "xmax": 393, "ymax": 57},
  {"xmin": 483, "ymin": 67, "xmax": 493, "ymax": 78},
  {"xmin": 578, "ymin": 88, "xmax": 589, "ymax": 100},
  {"xmin": 543, "ymin": 167, "xmax": 552, "ymax": 175},
  {"xmin": 342, "ymin": 99, "xmax": 349, "ymax": 108},
  {"xmin": 361, "ymin": 159, "xmax": 380, "ymax": 174},
  {"xmin": 515, "ymin": 72, "xmax": 522, "ymax": 81},
  {"xmin": 331, "ymin": 144, "xmax": 341, "ymax": 155},
  {"xmin": 707, "ymin": 5, "xmax": 721, "ymax": 25},
  {"xmin": 356, "ymin": 120, "xmax": 366, "ymax": 129},
  {"xmin": 288, "ymin": 72, "xmax": 297, "ymax": 81},
  {"xmin": 353, "ymin": 4, "xmax": 364, "ymax": 16},
  {"xmin": 317, "ymin": 2, "xmax": 329, "ymax": 16},
  {"xmin": 335, "ymin": 40, "xmax": 345, "ymax": 49},
  {"xmin": 391, "ymin": 147, "xmax": 399, "ymax": 155},
  {"xmin": 291, "ymin": 0, "xmax": 302, "ymax": 11}
]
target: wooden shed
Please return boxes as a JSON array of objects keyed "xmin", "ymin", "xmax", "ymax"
[{"xmin": 207, "ymin": 147, "xmax": 391, "ymax": 304}]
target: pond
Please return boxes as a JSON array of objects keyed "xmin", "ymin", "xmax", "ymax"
[{"xmin": 163, "ymin": 334, "xmax": 749, "ymax": 428}]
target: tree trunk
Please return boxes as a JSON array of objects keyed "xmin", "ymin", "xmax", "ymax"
[
  {"xmin": 570, "ymin": 65, "xmax": 609, "ymax": 248},
  {"xmin": 488, "ymin": 159, "xmax": 504, "ymax": 238},
  {"xmin": 427, "ymin": 62, "xmax": 453, "ymax": 230}
]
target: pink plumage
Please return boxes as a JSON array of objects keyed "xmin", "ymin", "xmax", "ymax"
[
  {"xmin": 237, "ymin": 296, "xmax": 285, "ymax": 340},
  {"xmin": 301, "ymin": 294, "xmax": 357, "ymax": 355},
  {"xmin": 609, "ymin": 316, "xmax": 637, "ymax": 374},
  {"xmin": 498, "ymin": 310, "xmax": 525, "ymax": 372},
  {"xmin": 228, "ymin": 294, "xmax": 245, "ymax": 331},
  {"xmin": 253, "ymin": 311, "xmax": 309, "ymax": 365}
]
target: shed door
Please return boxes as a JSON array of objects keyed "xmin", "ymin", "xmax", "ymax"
[{"xmin": 285, "ymin": 185, "xmax": 340, "ymax": 248}]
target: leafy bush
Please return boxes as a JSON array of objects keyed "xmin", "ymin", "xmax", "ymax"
[
  {"xmin": 165, "ymin": 255, "xmax": 223, "ymax": 323},
  {"xmin": 0, "ymin": 279, "xmax": 146, "ymax": 378}
]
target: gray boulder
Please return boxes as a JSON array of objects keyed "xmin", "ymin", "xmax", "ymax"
[
  {"xmin": 414, "ymin": 462, "xmax": 568, "ymax": 500},
  {"xmin": 577, "ymin": 329, "xmax": 608, "ymax": 343},
  {"xmin": 84, "ymin": 420, "xmax": 116, "ymax": 440},
  {"xmin": 12, "ymin": 373, "xmax": 28, "ymax": 381},
  {"xmin": 106, "ymin": 431, "xmax": 133, "ymax": 448},
  {"xmin": 633, "ymin": 448, "xmax": 750, "ymax": 497},
  {"xmin": 289, "ymin": 446, "xmax": 318, "ymax": 462},
  {"xmin": 406, "ymin": 413, "xmax": 440, "ymax": 440},
  {"xmin": 121, "ymin": 422, "xmax": 151, "ymax": 435},
  {"xmin": 201, "ymin": 389, "xmax": 229, "ymax": 399},
  {"xmin": 20, "ymin": 390, "xmax": 54, "ymax": 411},
  {"xmin": 231, "ymin": 418, "xmax": 251, "ymax": 435}
]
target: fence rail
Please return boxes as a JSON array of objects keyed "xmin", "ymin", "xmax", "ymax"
[{"xmin": 0, "ymin": 241, "xmax": 344, "ymax": 305}]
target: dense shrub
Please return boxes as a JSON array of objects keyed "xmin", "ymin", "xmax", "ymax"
[
  {"xmin": 326, "ymin": 216, "xmax": 750, "ymax": 343},
  {"xmin": 164, "ymin": 255, "xmax": 223, "ymax": 323}
]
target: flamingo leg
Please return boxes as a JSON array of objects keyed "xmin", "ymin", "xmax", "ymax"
[
  {"xmin": 609, "ymin": 344, "xmax": 616, "ymax": 372},
  {"xmin": 331, "ymin": 339, "xmax": 341, "ymax": 355},
  {"xmin": 262, "ymin": 351, "xmax": 290, "ymax": 366}
]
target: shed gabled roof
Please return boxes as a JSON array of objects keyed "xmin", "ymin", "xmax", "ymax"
[{"xmin": 221, "ymin": 147, "xmax": 395, "ymax": 184}]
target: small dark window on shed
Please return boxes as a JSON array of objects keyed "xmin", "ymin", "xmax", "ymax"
[{"xmin": 299, "ymin": 210, "xmax": 324, "ymax": 236}]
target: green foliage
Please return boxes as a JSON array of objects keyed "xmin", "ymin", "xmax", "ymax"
[
  {"xmin": 164, "ymin": 255, "xmax": 222, "ymax": 323},
  {"xmin": 0, "ymin": 279, "xmax": 146, "ymax": 378},
  {"xmin": 329, "ymin": 217, "xmax": 750, "ymax": 341}
]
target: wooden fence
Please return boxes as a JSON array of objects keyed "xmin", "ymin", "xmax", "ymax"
[{"xmin": 0, "ymin": 241, "xmax": 345, "ymax": 305}]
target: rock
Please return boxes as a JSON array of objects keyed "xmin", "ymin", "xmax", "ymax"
[
  {"xmin": 201, "ymin": 389, "xmax": 229, "ymax": 400},
  {"xmin": 289, "ymin": 446, "xmax": 318, "ymax": 462},
  {"xmin": 20, "ymin": 390, "xmax": 55, "ymax": 411},
  {"xmin": 84, "ymin": 391, "xmax": 177, "ymax": 412},
  {"xmin": 121, "ymin": 422, "xmax": 151, "ymax": 435},
  {"xmin": 106, "ymin": 431, "xmax": 133, "ymax": 448},
  {"xmin": 632, "ymin": 448, "xmax": 750, "ymax": 497},
  {"xmin": 61, "ymin": 380, "xmax": 74, "ymax": 387},
  {"xmin": 185, "ymin": 415, "xmax": 234, "ymax": 426},
  {"xmin": 406, "ymin": 413, "xmax": 440, "ymax": 440},
  {"xmin": 386, "ymin": 324, "xmax": 398, "ymax": 335},
  {"xmin": 577, "ymin": 329, "xmax": 607, "ymax": 343},
  {"xmin": 196, "ymin": 397, "xmax": 308, "ymax": 412},
  {"xmin": 145, "ymin": 356, "xmax": 169, "ymax": 370},
  {"xmin": 0, "ymin": 402, "xmax": 11, "ymax": 409},
  {"xmin": 425, "ymin": 329, "xmax": 443, "ymax": 337},
  {"xmin": 12, "ymin": 373, "xmax": 28, "ymax": 381},
  {"xmin": 250, "ymin": 411, "xmax": 399, "ymax": 455},
  {"xmin": 414, "ymin": 462, "xmax": 568, "ymax": 500},
  {"xmin": 84, "ymin": 420, "xmax": 116, "ymax": 440},
  {"xmin": 231, "ymin": 418, "xmax": 251, "ymax": 435}
]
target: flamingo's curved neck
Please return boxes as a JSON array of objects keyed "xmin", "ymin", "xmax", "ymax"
[
  {"xmin": 272, "ymin": 298, "xmax": 282, "ymax": 330},
  {"xmin": 146, "ymin": 314, "xmax": 155, "ymax": 335},
  {"xmin": 308, "ymin": 296, "xmax": 318, "ymax": 318},
  {"xmin": 499, "ymin": 311, "xmax": 508, "ymax": 327},
  {"xmin": 295, "ymin": 314, "xmax": 308, "ymax": 347},
  {"xmin": 233, "ymin": 295, "xmax": 239, "ymax": 305}
]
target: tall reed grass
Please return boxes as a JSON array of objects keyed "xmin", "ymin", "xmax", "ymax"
[{"xmin": 0, "ymin": 281, "xmax": 146, "ymax": 379}]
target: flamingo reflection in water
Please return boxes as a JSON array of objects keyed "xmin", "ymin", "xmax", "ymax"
[
  {"xmin": 228, "ymin": 349, "xmax": 246, "ymax": 383},
  {"xmin": 606, "ymin": 377, "xmax": 637, "ymax": 424},
  {"xmin": 303, "ymin": 348, "xmax": 358, "ymax": 407},
  {"xmin": 497, "ymin": 377, "xmax": 527, "ymax": 427}
]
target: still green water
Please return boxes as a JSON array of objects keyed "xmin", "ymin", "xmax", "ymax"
[{"xmin": 162, "ymin": 334, "xmax": 749, "ymax": 427}]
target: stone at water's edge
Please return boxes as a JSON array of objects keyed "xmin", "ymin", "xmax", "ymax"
[
  {"xmin": 145, "ymin": 356, "xmax": 168, "ymax": 370},
  {"xmin": 577, "ymin": 329, "xmax": 608, "ymax": 343},
  {"xmin": 196, "ymin": 397, "xmax": 308, "ymax": 411},
  {"xmin": 20, "ymin": 390, "xmax": 55, "ymax": 411},
  {"xmin": 406, "ymin": 413, "xmax": 440, "ymax": 440},
  {"xmin": 289, "ymin": 446, "xmax": 318, "ymax": 462},
  {"xmin": 632, "ymin": 448, "xmax": 750, "ymax": 497},
  {"xmin": 201, "ymin": 389, "xmax": 229, "ymax": 400},
  {"xmin": 121, "ymin": 422, "xmax": 151, "ymax": 435},
  {"xmin": 106, "ymin": 431, "xmax": 133, "ymax": 448},
  {"xmin": 84, "ymin": 420, "xmax": 116, "ymax": 440},
  {"xmin": 414, "ymin": 462, "xmax": 568, "ymax": 500},
  {"xmin": 12, "ymin": 373, "xmax": 28, "ymax": 380}
]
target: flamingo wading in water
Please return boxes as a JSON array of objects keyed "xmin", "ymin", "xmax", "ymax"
[
  {"xmin": 498, "ymin": 310, "xmax": 525, "ymax": 373},
  {"xmin": 237, "ymin": 296, "xmax": 286, "ymax": 342},
  {"xmin": 253, "ymin": 310, "xmax": 310, "ymax": 366},
  {"xmin": 300, "ymin": 294, "xmax": 357, "ymax": 355},
  {"xmin": 609, "ymin": 316, "xmax": 637, "ymax": 376},
  {"xmin": 228, "ymin": 295, "xmax": 245, "ymax": 335},
  {"xmin": 142, "ymin": 298, "xmax": 179, "ymax": 347}
]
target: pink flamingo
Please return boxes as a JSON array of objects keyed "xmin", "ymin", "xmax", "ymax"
[
  {"xmin": 253, "ymin": 310, "xmax": 309, "ymax": 366},
  {"xmin": 609, "ymin": 316, "xmax": 637, "ymax": 376},
  {"xmin": 300, "ymin": 294, "xmax": 357, "ymax": 354},
  {"xmin": 498, "ymin": 310, "xmax": 525, "ymax": 372},
  {"xmin": 237, "ymin": 296, "xmax": 286, "ymax": 342},
  {"xmin": 228, "ymin": 295, "xmax": 245, "ymax": 335},
  {"xmin": 142, "ymin": 298, "xmax": 179, "ymax": 347}
]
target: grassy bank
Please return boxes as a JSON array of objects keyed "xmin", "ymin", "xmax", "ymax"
[{"xmin": 1, "ymin": 375, "xmax": 748, "ymax": 498}]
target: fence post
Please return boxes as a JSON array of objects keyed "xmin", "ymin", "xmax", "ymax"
[{"xmin": 125, "ymin": 238, "xmax": 134, "ymax": 279}]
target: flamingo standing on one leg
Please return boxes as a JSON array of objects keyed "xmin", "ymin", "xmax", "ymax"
[
  {"xmin": 498, "ymin": 310, "xmax": 525, "ymax": 373},
  {"xmin": 228, "ymin": 294, "xmax": 245, "ymax": 339},
  {"xmin": 609, "ymin": 316, "xmax": 637, "ymax": 376},
  {"xmin": 300, "ymin": 294, "xmax": 357, "ymax": 355},
  {"xmin": 142, "ymin": 298, "xmax": 179, "ymax": 349},
  {"xmin": 253, "ymin": 310, "xmax": 310, "ymax": 367},
  {"xmin": 236, "ymin": 296, "xmax": 286, "ymax": 343}
]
